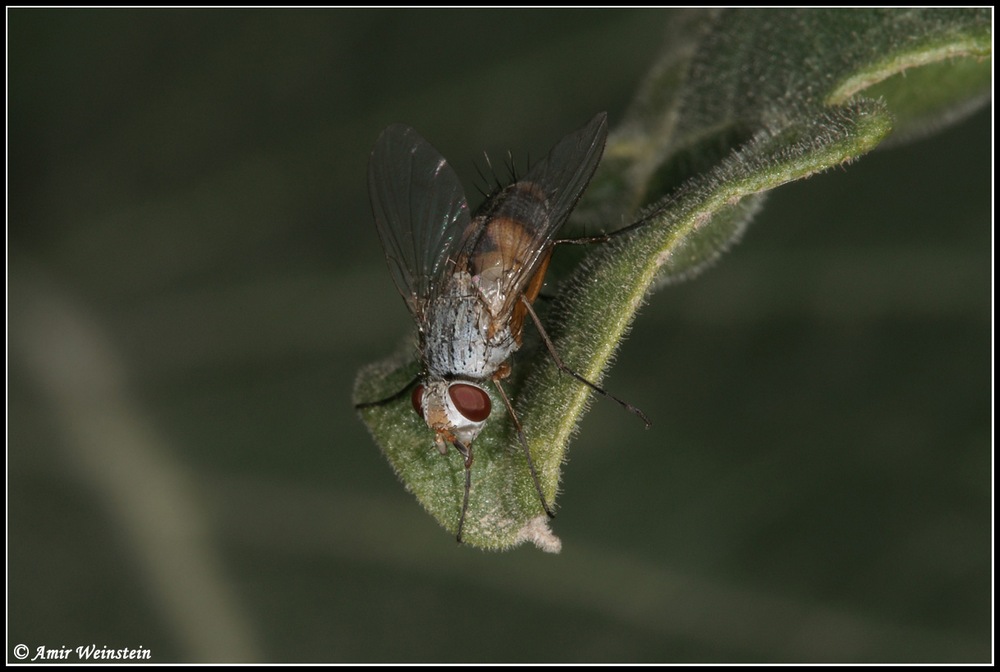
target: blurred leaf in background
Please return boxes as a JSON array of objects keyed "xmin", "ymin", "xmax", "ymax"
[{"xmin": 8, "ymin": 8, "xmax": 992, "ymax": 663}]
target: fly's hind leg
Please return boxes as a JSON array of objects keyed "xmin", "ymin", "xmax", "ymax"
[
  {"xmin": 538, "ymin": 214, "xmax": 654, "ymax": 300},
  {"xmin": 552, "ymin": 211, "xmax": 655, "ymax": 247}
]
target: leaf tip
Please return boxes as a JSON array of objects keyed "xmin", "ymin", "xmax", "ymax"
[{"xmin": 515, "ymin": 515, "xmax": 562, "ymax": 554}]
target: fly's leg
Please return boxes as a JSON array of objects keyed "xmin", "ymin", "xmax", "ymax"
[
  {"xmin": 539, "ymin": 215, "xmax": 654, "ymax": 300},
  {"xmin": 520, "ymin": 295, "xmax": 651, "ymax": 428},
  {"xmin": 354, "ymin": 374, "xmax": 420, "ymax": 410},
  {"xmin": 492, "ymin": 379, "xmax": 555, "ymax": 520},
  {"xmin": 552, "ymin": 212, "xmax": 655, "ymax": 247},
  {"xmin": 358, "ymin": 376, "xmax": 476, "ymax": 543},
  {"xmin": 453, "ymin": 440, "xmax": 474, "ymax": 543}
]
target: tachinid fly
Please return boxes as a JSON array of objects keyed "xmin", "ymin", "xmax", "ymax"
[{"xmin": 359, "ymin": 112, "xmax": 649, "ymax": 543}]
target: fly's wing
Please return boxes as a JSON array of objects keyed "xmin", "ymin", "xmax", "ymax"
[
  {"xmin": 522, "ymin": 111, "xmax": 608, "ymax": 237},
  {"xmin": 368, "ymin": 124, "xmax": 472, "ymax": 317},
  {"xmin": 464, "ymin": 112, "xmax": 608, "ymax": 318}
]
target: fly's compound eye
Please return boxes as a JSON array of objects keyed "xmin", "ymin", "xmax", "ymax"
[
  {"xmin": 448, "ymin": 383, "xmax": 491, "ymax": 423},
  {"xmin": 411, "ymin": 384, "xmax": 425, "ymax": 418}
]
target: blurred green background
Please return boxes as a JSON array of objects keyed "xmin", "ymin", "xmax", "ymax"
[{"xmin": 8, "ymin": 9, "xmax": 991, "ymax": 663}]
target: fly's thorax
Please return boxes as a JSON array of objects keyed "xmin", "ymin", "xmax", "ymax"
[
  {"xmin": 412, "ymin": 378, "xmax": 492, "ymax": 451},
  {"xmin": 423, "ymin": 271, "xmax": 517, "ymax": 379}
]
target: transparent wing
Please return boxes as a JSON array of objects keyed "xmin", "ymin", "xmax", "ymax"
[
  {"xmin": 368, "ymin": 124, "xmax": 472, "ymax": 317},
  {"xmin": 520, "ymin": 111, "xmax": 608, "ymax": 239},
  {"xmin": 461, "ymin": 112, "xmax": 609, "ymax": 319}
]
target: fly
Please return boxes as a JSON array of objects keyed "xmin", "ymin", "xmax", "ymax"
[{"xmin": 358, "ymin": 112, "xmax": 649, "ymax": 543}]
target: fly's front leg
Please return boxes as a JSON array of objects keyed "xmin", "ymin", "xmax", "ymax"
[
  {"xmin": 452, "ymin": 440, "xmax": 474, "ymax": 543},
  {"xmin": 354, "ymin": 374, "xmax": 420, "ymax": 410},
  {"xmin": 492, "ymin": 378, "xmax": 555, "ymax": 520}
]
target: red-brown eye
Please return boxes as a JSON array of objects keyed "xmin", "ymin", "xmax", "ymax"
[
  {"xmin": 449, "ymin": 383, "xmax": 491, "ymax": 423},
  {"xmin": 411, "ymin": 384, "xmax": 425, "ymax": 417}
]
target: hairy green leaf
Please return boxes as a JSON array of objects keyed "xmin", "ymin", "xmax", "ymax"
[{"xmin": 354, "ymin": 8, "xmax": 991, "ymax": 551}]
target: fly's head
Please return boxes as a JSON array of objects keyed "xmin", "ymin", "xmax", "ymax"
[{"xmin": 412, "ymin": 378, "xmax": 492, "ymax": 453}]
